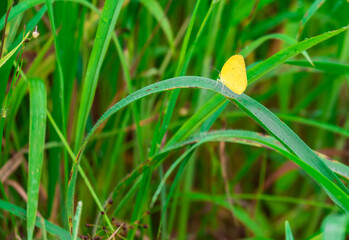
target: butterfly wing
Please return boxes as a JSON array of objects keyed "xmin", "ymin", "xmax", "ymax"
[{"xmin": 219, "ymin": 54, "xmax": 247, "ymax": 95}]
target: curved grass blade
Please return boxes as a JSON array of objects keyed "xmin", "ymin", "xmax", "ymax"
[
  {"xmin": 248, "ymin": 27, "xmax": 348, "ymax": 84},
  {"xmin": 239, "ymin": 33, "xmax": 313, "ymax": 66},
  {"xmin": 151, "ymin": 130, "xmax": 349, "ymax": 209},
  {"xmin": 166, "ymin": 94, "xmax": 226, "ymax": 146},
  {"xmin": 225, "ymin": 111, "xmax": 349, "ymax": 139},
  {"xmin": 155, "ymin": 0, "xmax": 206, "ymax": 156},
  {"xmin": 27, "ymin": 78, "xmax": 47, "ymax": 240},
  {"xmin": 166, "ymin": 28, "xmax": 349, "ymax": 151},
  {"xmin": 276, "ymin": 113, "xmax": 349, "ymax": 138},
  {"xmin": 164, "ymin": 130, "xmax": 349, "ymax": 179},
  {"xmin": 186, "ymin": 192, "xmax": 335, "ymax": 210},
  {"xmin": 67, "ymin": 76, "xmax": 349, "ymax": 216},
  {"xmin": 232, "ymin": 94, "xmax": 349, "ymax": 197},
  {"xmin": 0, "ymin": 199, "xmax": 71, "ymax": 239},
  {"xmin": 110, "ymin": 127, "xmax": 349, "ymax": 215}
]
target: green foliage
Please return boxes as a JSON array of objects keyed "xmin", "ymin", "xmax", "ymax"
[{"xmin": 0, "ymin": 0, "xmax": 349, "ymax": 239}]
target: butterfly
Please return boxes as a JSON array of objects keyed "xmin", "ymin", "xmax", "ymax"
[{"xmin": 217, "ymin": 54, "xmax": 247, "ymax": 95}]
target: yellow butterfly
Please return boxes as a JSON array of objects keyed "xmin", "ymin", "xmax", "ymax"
[{"xmin": 218, "ymin": 54, "xmax": 247, "ymax": 95}]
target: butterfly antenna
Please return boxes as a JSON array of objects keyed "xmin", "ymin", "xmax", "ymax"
[{"xmin": 209, "ymin": 65, "xmax": 220, "ymax": 74}]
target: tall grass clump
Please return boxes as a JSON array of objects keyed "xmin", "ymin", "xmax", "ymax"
[{"xmin": 0, "ymin": 0, "xmax": 349, "ymax": 239}]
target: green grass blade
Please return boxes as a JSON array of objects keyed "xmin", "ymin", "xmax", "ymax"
[
  {"xmin": 321, "ymin": 214, "xmax": 348, "ymax": 240},
  {"xmin": 163, "ymin": 129, "xmax": 349, "ymax": 180},
  {"xmin": 239, "ymin": 33, "xmax": 313, "ymax": 65},
  {"xmin": 46, "ymin": 111, "xmax": 115, "ymax": 233},
  {"xmin": 45, "ymin": 0, "xmax": 66, "ymax": 128},
  {"xmin": 73, "ymin": 0, "xmax": 124, "ymax": 153},
  {"xmin": 138, "ymin": 0, "xmax": 174, "ymax": 51},
  {"xmin": 166, "ymin": 94, "xmax": 226, "ymax": 146},
  {"xmin": 72, "ymin": 201, "xmax": 82, "ymax": 240},
  {"xmin": 39, "ymin": 218, "xmax": 48, "ymax": 240},
  {"xmin": 297, "ymin": 0, "xmax": 326, "ymax": 38},
  {"xmin": 232, "ymin": 93, "xmax": 349, "ymax": 195},
  {"xmin": 175, "ymin": 0, "xmax": 203, "ymax": 76},
  {"xmin": 27, "ymin": 78, "xmax": 47, "ymax": 240},
  {"xmin": 45, "ymin": 0, "xmax": 68, "ymax": 221},
  {"xmin": 0, "ymin": 31, "xmax": 29, "ymax": 68},
  {"xmin": 0, "ymin": 5, "xmax": 46, "ymax": 135},
  {"xmin": 0, "ymin": 0, "xmax": 97, "ymax": 32},
  {"xmin": 150, "ymin": 147, "xmax": 192, "ymax": 208},
  {"xmin": 285, "ymin": 59, "xmax": 349, "ymax": 75},
  {"xmin": 156, "ymin": 0, "xmax": 206, "ymax": 147},
  {"xmin": 165, "ymin": 28, "xmax": 348, "ymax": 154},
  {"xmin": 109, "ymin": 128, "xmax": 349, "ymax": 210},
  {"xmin": 285, "ymin": 221, "xmax": 294, "ymax": 240},
  {"xmin": 0, "ymin": 0, "xmax": 43, "ymax": 31},
  {"xmin": 0, "ymin": 199, "xmax": 71, "ymax": 239},
  {"xmin": 248, "ymin": 27, "xmax": 348, "ymax": 84},
  {"xmin": 181, "ymin": 190, "xmax": 267, "ymax": 236},
  {"xmin": 276, "ymin": 113, "xmax": 349, "ymax": 138},
  {"xmin": 69, "ymin": 0, "xmax": 125, "ymax": 229},
  {"xmin": 156, "ymin": 150, "xmax": 193, "ymax": 239},
  {"xmin": 67, "ymin": 76, "xmax": 349, "ymax": 214},
  {"xmin": 226, "ymin": 111, "xmax": 349, "ymax": 139}
]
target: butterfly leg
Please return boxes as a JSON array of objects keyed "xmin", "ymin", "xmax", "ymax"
[{"xmin": 215, "ymin": 79, "xmax": 219, "ymax": 88}]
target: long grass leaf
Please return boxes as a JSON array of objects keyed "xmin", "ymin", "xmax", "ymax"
[
  {"xmin": 297, "ymin": 0, "xmax": 326, "ymax": 38},
  {"xmin": 27, "ymin": 78, "xmax": 47, "ymax": 240},
  {"xmin": 69, "ymin": 0, "xmax": 124, "ymax": 228},
  {"xmin": 0, "ymin": 199, "xmax": 71, "ymax": 239},
  {"xmin": 67, "ymin": 76, "xmax": 349, "ymax": 213},
  {"xmin": 0, "ymin": 32, "xmax": 29, "ymax": 68},
  {"xmin": 73, "ymin": 0, "xmax": 124, "ymax": 153},
  {"xmin": 138, "ymin": 0, "xmax": 174, "ymax": 51},
  {"xmin": 248, "ymin": 27, "xmax": 348, "ymax": 84},
  {"xmin": 239, "ymin": 33, "xmax": 313, "ymax": 65}
]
